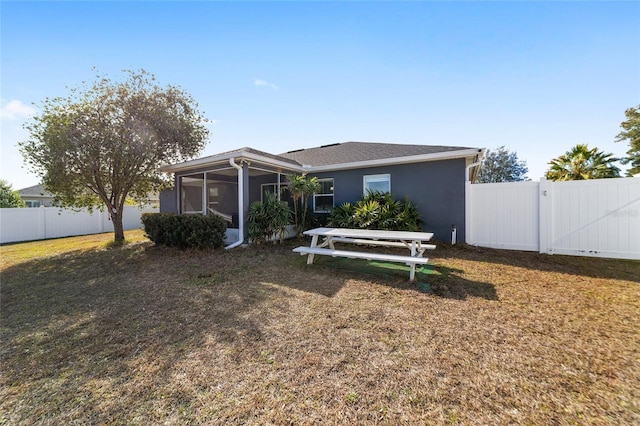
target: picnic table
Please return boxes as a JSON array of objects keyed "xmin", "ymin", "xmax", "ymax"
[{"xmin": 293, "ymin": 227, "xmax": 435, "ymax": 281}]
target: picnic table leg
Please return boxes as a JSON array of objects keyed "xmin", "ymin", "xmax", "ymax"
[
  {"xmin": 409, "ymin": 263, "xmax": 416, "ymax": 281},
  {"xmin": 328, "ymin": 237, "xmax": 335, "ymax": 250},
  {"xmin": 307, "ymin": 235, "xmax": 319, "ymax": 264}
]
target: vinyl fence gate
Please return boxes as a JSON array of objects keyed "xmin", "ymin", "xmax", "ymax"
[{"xmin": 465, "ymin": 177, "xmax": 640, "ymax": 260}]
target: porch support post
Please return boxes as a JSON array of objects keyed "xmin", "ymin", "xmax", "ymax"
[
  {"xmin": 175, "ymin": 175, "xmax": 180, "ymax": 214},
  {"xmin": 202, "ymin": 172, "xmax": 207, "ymax": 215},
  {"xmin": 242, "ymin": 161, "xmax": 250, "ymax": 240},
  {"xmin": 277, "ymin": 172, "xmax": 281, "ymax": 201}
]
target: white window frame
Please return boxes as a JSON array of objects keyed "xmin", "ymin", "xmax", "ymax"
[
  {"xmin": 363, "ymin": 174, "xmax": 391, "ymax": 195},
  {"xmin": 313, "ymin": 178, "xmax": 334, "ymax": 213}
]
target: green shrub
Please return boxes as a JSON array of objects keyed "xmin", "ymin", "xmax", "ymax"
[
  {"xmin": 247, "ymin": 192, "xmax": 291, "ymax": 244},
  {"xmin": 328, "ymin": 191, "xmax": 423, "ymax": 231},
  {"xmin": 142, "ymin": 213, "xmax": 226, "ymax": 249}
]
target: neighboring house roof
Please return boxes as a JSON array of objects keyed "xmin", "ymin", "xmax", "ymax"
[
  {"xmin": 17, "ymin": 184, "xmax": 54, "ymax": 199},
  {"xmin": 161, "ymin": 141, "xmax": 484, "ymax": 175}
]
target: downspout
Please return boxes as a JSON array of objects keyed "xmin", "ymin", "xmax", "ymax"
[
  {"xmin": 465, "ymin": 152, "xmax": 483, "ymax": 245},
  {"xmin": 465, "ymin": 160, "xmax": 482, "ymax": 182},
  {"xmin": 225, "ymin": 157, "xmax": 244, "ymax": 249}
]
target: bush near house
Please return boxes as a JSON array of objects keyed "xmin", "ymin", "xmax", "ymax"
[
  {"xmin": 329, "ymin": 191, "xmax": 423, "ymax": 231},
  {"xmin": 142, "ymin": 213, "xmax": 226, "ymax": 249},
  {"xmin": 247, "ymin": 192, "xmax": 291, "ymax": 244}
]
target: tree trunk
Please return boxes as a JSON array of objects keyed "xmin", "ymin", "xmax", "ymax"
[{"xmin": 111, "ymin": 211, "xmax": 125, "ymax": 243}]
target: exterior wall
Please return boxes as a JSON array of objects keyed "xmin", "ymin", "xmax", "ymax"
[
  {"xmin": 249, "ymin": 174, "xmax": 277, "ymax": 204},
  {"xmin": 20, "ymin": 197, "xmax": 56, "ymax": 208},
  {"xmin": 159, "ymin": 188, "xmax": 178, "ymax": 214},
  {"xmin": 312, "ymin": 158, "xmax": 467, "ymax": 242}
]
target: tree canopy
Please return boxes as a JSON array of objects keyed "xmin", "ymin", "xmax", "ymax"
[
  {"xmin": 615, "ymin": 104, "xmax": 640, "ymax": 176},
  {"xmin": 476, "ymin": 146, "xmax": 529, "ymax": 183},
  {"xmin": 20, "ymin": 70, "xmax": 210, "ymax": 242},
  {"xmin": 545, "ymin": 144, "xmax": 620, "ymax": 181},
  {"xmin": 0, "ymin": 180, "xmax": 26, "ymax": 208}
]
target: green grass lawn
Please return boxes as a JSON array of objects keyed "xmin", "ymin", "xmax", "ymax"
[{"xmin": 1, "ymin": 230, "xmax": 639, "ymax": 425}]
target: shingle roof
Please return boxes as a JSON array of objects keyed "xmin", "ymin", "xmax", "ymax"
[
  {"xmin": 278, "ymin": 141, "xmax": 476, "ymax": 167},
  {"xmin": 162, "ymin": 141, "xmax": 482, "ymax": 173},
  {"xmin": 17, "ymin": 184, "xmax": 54, "ymax": 197},
  {"xmin": 159, "ymin": 146, "xmax": 303, "ymax": 172},
  {"xmin": 223, "ymin": 146, "xmax": 300, "ymax": 166}
]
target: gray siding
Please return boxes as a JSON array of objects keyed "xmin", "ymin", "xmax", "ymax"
[
  {"xmin": 312, "ymin": 158, "xmax": 466, "ymax": 242},
  {"xmin": 159, "ymin": 188, "xmax": 178, "ymax": 214}
]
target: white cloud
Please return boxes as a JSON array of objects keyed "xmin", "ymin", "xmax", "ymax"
[
  {"xmin": 254, "ymin": 79, "xmax": 278, "ymax": 90},
  {"xmin": 0, "ymin": 100, "xmax": 36, "ymax": 121}
]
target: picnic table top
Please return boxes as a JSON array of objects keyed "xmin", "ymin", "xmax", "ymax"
[{"xmin": 303, "ymin": 227, "xmax": 434, "ymax": 241}]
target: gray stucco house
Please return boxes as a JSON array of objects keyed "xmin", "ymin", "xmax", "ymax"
[
  {"xmin": 17, "ymin": 184, "xmax": 56, "ymax": 207},
  {"xmin": 159, "ymin": 141, "xmax": 484, "ymax": 245}
]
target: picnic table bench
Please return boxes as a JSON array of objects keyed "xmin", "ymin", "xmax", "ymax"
[{"xmin": 293, "ymin": 227, "xmax": 435, "ymax": 281}]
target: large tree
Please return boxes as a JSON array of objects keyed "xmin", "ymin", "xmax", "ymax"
[
  {"xmin": 615, "ymin": 104, "xmax": 640, "ymax": 176},
  {"xmin": 20, "ymin": 70, "xmax": 210, "ymax": 242},
  {"xmin": 476, "ymin": 146, "xmax": 529, "ymax": 183},
  {"xmin": 545, "ymin": 144, "xmax": 620, "ymax": 181},
  {"xmin": 0, "ymin": 180, "xmax": 26, "ymax": 208}
]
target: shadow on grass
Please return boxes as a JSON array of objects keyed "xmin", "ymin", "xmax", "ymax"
[
  {"xmin": 0, "ymin": 243, "xmax": 302, "ymax": 423},
  {"xmin": 1, "ymin": 238, "xmax": 637, "ymax": 424},
  {"xmin": 287, "ymin": 247, "xmax": 498, "ymax": 301}
]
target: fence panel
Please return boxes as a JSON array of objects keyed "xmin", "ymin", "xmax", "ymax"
[
  {"xmin": 466, "ymin": 181, "xmax": 540, "ymax": 251},
  {"xmin": 0, "ymin": 208, "xmax": 46, "ymax": 243},
  {"xmin": 0, "ymin": 205, "xmax": 158, "ymax": 244},
  {"xmin": 547, "ymin": 178, "xmax": 640, "ymax": 259},
  {"xmin": 44, "ymin": 208, "xmax": 104, "ymax": 239},
  {"xmin": 467, "ymin": 177, "xmax": 640, "ymax": 260}
]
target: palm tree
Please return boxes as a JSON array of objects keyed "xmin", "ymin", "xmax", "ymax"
[
  {"xmin": 285, "ymin": 173, "xmax": 306, "ymax": 234},
  {"xmin": 545, "ymin": 144, "xmax": 621, "ymax": 181},
  {"xmin": 301, "ymin": 176, "xmax": 321, "ymax": 225}
]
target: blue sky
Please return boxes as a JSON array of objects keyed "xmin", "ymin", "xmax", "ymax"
[{"xmin": 2, "ymin": 1, "xmax": 639, "ymax": 189}]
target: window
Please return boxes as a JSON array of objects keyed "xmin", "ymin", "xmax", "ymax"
[
  {"xmin": 25, "ymin": 200, "xmax": 41, "ymax": 208},
  {"xmin": 363, "ymin": 174, "xmax": 390, "ymax": 195},
  {"xmin": 313, "ymin": 178, "xmax": 334, "ymax": 213},
  {"xmin": 261, "ymin": 183, "xmax": 278, "ymax": 202},
  {"xmin": 261, "ymin": 182, "xmax": 292, "ymax": 205}
]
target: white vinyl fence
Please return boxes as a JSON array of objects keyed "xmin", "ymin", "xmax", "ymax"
[
  {"xmin": 466, "ymin": 177, "xmax": 640, "ymax": 260},
  {"xmin": 0, "ymin": 205, "xmax": 159, "ymax": 244}
]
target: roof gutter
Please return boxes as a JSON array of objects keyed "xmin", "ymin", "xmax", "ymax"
[{"xmin": 225, "ymin": 157, "xmax": 244, "ymax": 250}]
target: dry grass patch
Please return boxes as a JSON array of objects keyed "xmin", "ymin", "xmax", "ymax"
[{"xmin": 1, "ymin": 233, "xmax": 638, "ymax": 425}]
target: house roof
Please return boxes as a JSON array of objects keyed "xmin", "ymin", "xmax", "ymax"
[
  {"xmin": 17, "ymin": 184, "xmax": 54, "ymax": 198},
  {"xmin": 160, "ymin": 146, "xmax": 303, "ymax": 173},
  {"xmin": 161, "ymin": 141, "xmax": 483, "ymax": 175},
  {"xmin": 279, "ymin": 141, "xmax": 479, "ymax": 168}
]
